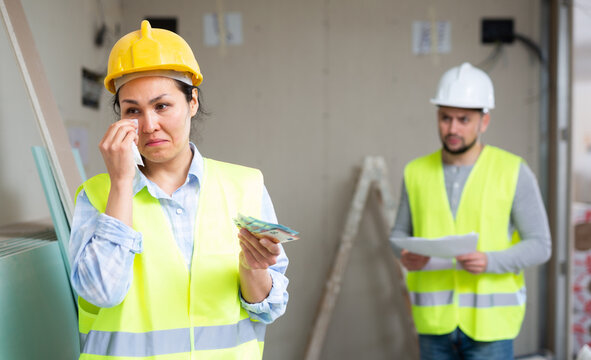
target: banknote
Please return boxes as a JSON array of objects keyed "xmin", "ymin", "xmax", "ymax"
[{"xmin": 233, "ymin": 213, "xmax": 299, "ymax": 243}]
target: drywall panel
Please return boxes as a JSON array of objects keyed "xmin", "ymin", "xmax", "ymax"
[
  {"xmin": 0, "ymin": 0, "xmax": 123, "ymax": 225},
  {"xmin": 116, "ymin": 1, "xmax": 544, "ymax": 358},
  {"xmin": 0, "ymin": 239, "xmax": 79, "ymax": 359},
  {"xmin": 19, "ymin": 0, "xmax": 122, "ymax": 178},
  {"xmin": 0, "ymin": 8, "xmax": 48, "ymax": 226}
]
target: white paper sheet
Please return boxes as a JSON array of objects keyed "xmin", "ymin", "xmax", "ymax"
[{"xmin": 391, "ymin": 232, "xmax": 479, "ymax": 258}]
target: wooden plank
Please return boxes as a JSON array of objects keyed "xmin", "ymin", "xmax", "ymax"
[{"xmin": 0, "ymin": 0, "xmax": 82, "ymax": 222}]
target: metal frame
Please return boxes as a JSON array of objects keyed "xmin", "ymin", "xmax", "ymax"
[{"xmin": 547, "ymin": 0, "xmax": 573, "ymax": 358}]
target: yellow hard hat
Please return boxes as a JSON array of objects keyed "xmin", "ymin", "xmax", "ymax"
[{"xmin": 104, "ymin": 20, "xmax": 203, "ymax": 93}]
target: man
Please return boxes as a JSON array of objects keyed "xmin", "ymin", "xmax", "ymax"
[{"xmin": 390, "ymin": 62, "xmax": 551, "ymax": 360}]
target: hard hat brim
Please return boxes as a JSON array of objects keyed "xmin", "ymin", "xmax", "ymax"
[
  {"xmin": 105, "ymin": 65, "xmax": 203, "ymax": 94},
  {"xmin": 430, "ymin": 98, "xmax": 494, "ymax": 110}
]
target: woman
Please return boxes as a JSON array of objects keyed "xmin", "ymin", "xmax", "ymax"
[{"xmin": 69, "ymin": 20, "xmax": 289, "ymax": 359}]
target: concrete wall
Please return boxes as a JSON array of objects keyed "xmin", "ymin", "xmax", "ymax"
[{"xmin": 2, "ymin": 0, "xmax": 545, "ymax": 358}]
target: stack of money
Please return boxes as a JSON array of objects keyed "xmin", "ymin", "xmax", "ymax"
[{"xmin": 233, "ymin": 213, "xmax": 299, "ymax": 243}]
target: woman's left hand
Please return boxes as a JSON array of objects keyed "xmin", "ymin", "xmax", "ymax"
[{"xmin": 238, "ymin": 228, "xmax": 281, "ymax": 270}]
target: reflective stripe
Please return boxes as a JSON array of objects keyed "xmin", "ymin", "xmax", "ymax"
[
  {"xmin": 409, "ymin": 290, "xmax": 454, "ymax": 306},
  {"xmin": 410, "ymin": 288, "xmax": 526, "ymax": 308},
  {"xmin": 423, "ymin": 258, "xmax": 455, "ymax": 271},
  {"xmin": 194, "ymin": 318, "xmax": 266, "ymax": 350},
  {"xmin": 82, "ymin": 327, "xmax": 190, "ymax": 357},
  {"xmin": 459, "ymin": 287, "xmax": 526, "ymax": 308},
  {"xmin": 79, "ymin": 333, "xmax": 87, "ymax": 352},
  {"xmin": 81, "ymin": 319, "xmax": 265, "ymax": 357}
]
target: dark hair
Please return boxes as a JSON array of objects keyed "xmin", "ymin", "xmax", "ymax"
[
  {"xmin": 111, "ymin": 79, "xmax": 209, "ymax": 136},
  {"xmin": 172, "ymin": 80, "xmax": 208, "ymax": 122}
]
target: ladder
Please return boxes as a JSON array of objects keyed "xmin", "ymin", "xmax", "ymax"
[{"xmin": 304, "ymin": 156, "xmax": 417, "ymax": 360}]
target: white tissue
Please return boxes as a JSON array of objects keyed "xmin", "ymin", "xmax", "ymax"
[{"xmin": 130, "ymin": 119, "xmax": 144, "ymax": 166}]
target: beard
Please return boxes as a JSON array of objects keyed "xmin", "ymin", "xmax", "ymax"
[{"xmin": 442, "ymin": 136, "xmax": 478, "ymax": 155}]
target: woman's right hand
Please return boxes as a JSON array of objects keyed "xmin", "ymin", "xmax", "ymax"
[{"xmin": 99, "ymin": 119, "xmax": 138, "ymax": 183}]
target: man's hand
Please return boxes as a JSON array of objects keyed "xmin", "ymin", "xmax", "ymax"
[
  {"xmin": 456, "ymin": 251, "xmax": 488, "ymax": 274},
  {"xmin": 400, "ymin": 249, "xmax": 430, "ymax": 271}
]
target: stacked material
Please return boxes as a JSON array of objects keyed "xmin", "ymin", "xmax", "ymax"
[
  {"xmin": 0, "ymin": 221, "xmax": 55, "ymax": 258},
  {"xmin": 0, "ymin": 221, "xmax": 79, "ymax": 359},
  {"xmin": 573, "ymin": 203, "xmax": 591, "ymax": 356}
]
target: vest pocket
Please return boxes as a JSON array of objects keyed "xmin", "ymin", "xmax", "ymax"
[{"xmin": 78, "ymin": 299, "xmax": 100, "ymax": 334}]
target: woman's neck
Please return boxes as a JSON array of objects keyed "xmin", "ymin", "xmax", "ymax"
[{"xmin": 141, "ymin": 146, "xmax": 193, "ymax": 196}]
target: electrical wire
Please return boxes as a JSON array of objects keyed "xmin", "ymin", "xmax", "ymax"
[
  {"xmin": 477, "ymin": 42, "xmax": 505, "ymax": 72},
  {"xmin": 514, "ymin": 33, "xmax": 547, "ymax": 65},
  {"xmin": 476, "ymin": 31, "xmax": 548, "ymax": 106},
  {"xmin": 477, "ymin": 31, "xmax": 546, "ymax": 73},
  {"xmin": 94, "ymin": 0, "xmax": 107, "ymax": 47}
]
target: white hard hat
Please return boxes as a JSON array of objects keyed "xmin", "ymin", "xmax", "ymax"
[{"xmin": 430, "ymin": 62, "xmax": 495, "ymax": 112}]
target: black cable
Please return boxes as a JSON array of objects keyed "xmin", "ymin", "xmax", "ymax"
[
  {"xmin": 513, "ymin": 33, "xmax": 547, "ymax": 65},
  {"xmin": 94, "ymin": 0, "xmax": 107, "ymax": 47},
  {"xmin": 477, "ymin": 42, "xmax": 504, "ymax": 71}
]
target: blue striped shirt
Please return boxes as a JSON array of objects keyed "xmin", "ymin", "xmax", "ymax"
[{"xmin": 69, "ymin": 143, "xmax": 288, "ymax": 324}]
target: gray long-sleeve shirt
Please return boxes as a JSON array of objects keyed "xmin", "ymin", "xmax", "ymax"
[{"xmin": 390, "ymin": 162, "xmax": 551, "ymax": 274}]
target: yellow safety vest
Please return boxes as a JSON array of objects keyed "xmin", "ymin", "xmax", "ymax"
[
  {"xmin": 405, "ymin": 146, "xmax": 525, "ymax": 341},
  {"xmin": 76, "ymin": 158, "xmax": 265, "ymax": 359}
]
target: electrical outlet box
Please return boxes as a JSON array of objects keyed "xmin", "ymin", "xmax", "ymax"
[
  {"xmin": 145, "ymin": 17, "xmax": 178, "ymax": 33},
  {"xmin": 481, "ymin": 19, "xmax": 514, "ymax": 43}
]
